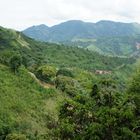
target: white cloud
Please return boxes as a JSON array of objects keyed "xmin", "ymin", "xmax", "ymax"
[{"xmin": 0, "ymin": 0, "xmax": 140, "ymax": 30}]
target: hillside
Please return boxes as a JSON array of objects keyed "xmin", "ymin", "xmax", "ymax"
[
  {"xmin": 0, "ymin": 62, "xmax": 140, "ymax": 139},
  {"xmin": 0, "ymin": 64, "xmax": 62, "ymax": 139},
  {"xmin": 22, "ymin": 24, "xmax": 50, "ymax": 41},
  {"xmin": 0, "ymin": 26, "xmax": 140, "ymax": 139},
  {"xmin": 0, "ymin": 26, "xmax": 135, "ymax": 71},
  {"xmin": 23, "ymin": 20, "xmax": 140, "ymax": 56},
  {"xmin": 70, "ymin": 35, "xmax": 140, "ymax": 56}
]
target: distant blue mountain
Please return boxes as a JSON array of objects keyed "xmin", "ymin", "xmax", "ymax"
[
  {"xmin": 23, "ymin": 24, "xmax": 49, "ymax": 41},
  {"xmin": 23, "ymin": 20, "xmax": 140, "ymax": 42}
]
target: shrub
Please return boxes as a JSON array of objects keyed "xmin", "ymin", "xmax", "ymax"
[
  {"xmin": 36, "ymin": 65, "xmax": 57, "ymax": 84},
  {"xmin": 56, "ymin": 68, "xmax": 74, "ymax": 77},
  {"xmin": 5, "ymin": 133, "xmax": 26, "ymax": 140},
  {"xmin": 55, "ymin": 75, "xmax": 83, "ymax": 96},
  {"xmin": 9, "ymin": 54, "xmax": 22, "ymax": 74}
]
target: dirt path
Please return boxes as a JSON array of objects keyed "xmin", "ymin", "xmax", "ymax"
[{"xmin": 28, "ymin": 72, "xmax": 55, "ymax": 89}]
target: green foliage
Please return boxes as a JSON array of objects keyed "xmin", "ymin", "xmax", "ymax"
[
  {"xmin": 128, "ymin": 69, "xmax": 140, "ymax": 94},
  {"xmin": 5, "ymin": 133, "xmax": 26, "ymax": 140},
  {"xmin": 36, "ymin": 65, "xmax": 57, "ymax": 83},
  {"xmin": 9, "ymin": 54, "xmax": 22, "ymax": 73},
  {"xmin": 42, "ymin": 44, "xmax": 135, "ymax": 70},
  {"xmin": 90, "ymin": 84, "xmax": 99, "ymax": 97},
  {"xmin": 128, "ymin": 68, "xmax": 140, "ymax": 115},
  {"xmin": 56, "ymin": 75, "xmax": 83, "ymax": 97},
  {"xmin": 57, "ymin": 78, "xmax": 139, "ymax": 140},
  {"xmin": 0, "ymin": 26, "xmax": 135, "ymax": 72},
  {"xmin": 23, "ymin": 20, "xmax": 140, "ymax": 56},
  {"xmin": 0, "ymin": 26, "xmax": 140, "ymax": 139},
  {"xmin": 0, "ymin": 65, "xmax": 58, "ymax": 139},
  {"xmin": 56, "ymin": 68, "xmax": 74, "ymax": 77}
]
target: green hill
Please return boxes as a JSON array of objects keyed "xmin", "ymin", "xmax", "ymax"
[
  {"xmin": 70, "ymin": 35, "xmax": 140, "ymax": 56},
  {"xmin": 0, "ymin": 26, "xmax": 140, "ymax": 139},
  {"xmin": 23, "ymin": 20, "xmax": 140, "ymax": 56},
  {"xmin": 0, "ymin": 26, "xmax": 135, "ymax": 71},
  {"xmin": 23, "ymin": 20, "xmax": 140, "ymax": 42}
]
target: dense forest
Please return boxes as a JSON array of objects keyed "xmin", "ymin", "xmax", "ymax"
[{"xmin": 0, "ymin": 26, "xmax": 140, "ymax": 139}]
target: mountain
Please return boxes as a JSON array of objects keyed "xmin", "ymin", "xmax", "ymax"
[
  {"xmin": 23, "ymin": 24, "xmax": 49, "ymax": 41},
  {"xmin": 23, "ymin": 20, "xmax": 140, "ymax": 41},
  {"xmin": 23, "ymin": 20, "xmax": 140, "ymax": 56},
  {"xmin": 0, "ymin": 26, "xmax": 140, "ymax": 139},
  {"xmin": 0, "ymin": 26, "xmax": 135, "ymax": 71}
]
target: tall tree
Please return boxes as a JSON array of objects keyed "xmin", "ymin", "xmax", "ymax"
[{"xmin": 9, "ymin": 54, "xmax": 22, "ymax": 74}]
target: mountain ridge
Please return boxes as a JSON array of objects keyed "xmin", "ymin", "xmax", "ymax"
[
  {"xmin": 0, "ymin": 26, "xmax": 135, "ymax": 71},
  {"xmin": 23, "ymin": 20, "xmax": 140, "ymax": 41},
  {"xmin": 22, "ymin": 20, "xmax": 140, "ymax": 56}
]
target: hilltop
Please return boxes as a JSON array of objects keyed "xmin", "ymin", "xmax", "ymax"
[{"xmin": 23, "ymin": 20, "xmax": 140, "ymax": 56}]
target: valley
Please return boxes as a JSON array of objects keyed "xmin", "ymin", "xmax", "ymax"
[
  {"xmin": 0, "ymin": 25, "xmax": 140, "ymax": 139},
  {"xmin": 23, "ymin": 20, "xmax": 140, "ymax": 56}
]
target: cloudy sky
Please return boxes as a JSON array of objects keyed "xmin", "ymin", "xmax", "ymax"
[{"xmin": 0, "ymin": 0, "xmax": 140, "ymax": 30}]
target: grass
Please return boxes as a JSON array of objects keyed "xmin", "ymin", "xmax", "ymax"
[{"xmin": 0, "ymin": 64, "xmax": 65, "ymax": 138}]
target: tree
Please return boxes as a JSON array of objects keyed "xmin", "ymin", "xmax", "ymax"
[
  {"xmin": 127, "ymin": 68, "xmax": 140, "ymax": 132},
  {"xmin": 36, "ymin": 65, "xmax": 57, "ymax": 84},
  {"xmin": 55, "ymin": 75, "xmax": 83, "ymax": 96},
  {"xmin": 57, "ymin": 78, "xmax": 139, "ymax": 140},
  {"xmin": 90, "ymin": 84, "xmax": 99, "ymax": 97},
  {"xmin": 56, "ymin": 68, "xmax": 74, "ymax": 78},
  {"xmin": 9, "ymin": 54, "xmax": 22, "ymax": 74}
]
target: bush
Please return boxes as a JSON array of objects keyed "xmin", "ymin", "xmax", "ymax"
[
  {"xmin": 36, "ymin": 65, "xmax": 57, "ymax": 84},
  {"xmin": 55, "ymin": 75, "xmax": 83, "ymax": 96},
  {"xmin": 56, "ymin": 68, "xmax": 74, "ymax": 77},
  {"xmin": 9, "ymin": 54, "xmax": 22, "ymax": 74},
  {"xmin": 5, "ymin": 133, "xmax": 26, "ymax": 140}
]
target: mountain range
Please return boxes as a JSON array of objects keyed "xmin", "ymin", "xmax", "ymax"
[
  {"xmin": 23, "ymin": 20, "xmax": 140, "ymax": 56},
  {"xmin": 0, "ymin": 26, "xmax": 135, "ymax": 71},
  {"xmin": 0, "ymin": 24, "xmax": 140, "ymax": 139}
]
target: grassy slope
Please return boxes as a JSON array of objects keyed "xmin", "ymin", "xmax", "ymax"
[
  {"xmin": 0, "ymin": 63, "xmax": 99, "ymax": 138},
  {"xmin": 0, "ymin": 64, "xmax": 65, "ymax": 138},
  {"xmin": 0, "ymin": 26, "xmax": 138, "ymax": 139}
]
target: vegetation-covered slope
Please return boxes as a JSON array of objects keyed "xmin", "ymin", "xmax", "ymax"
[
  {"xmin": 0, "ymin": 62, "xmax": 140, "ymax": 139},
  {"xmin": 23, "ymin": 20, "xmax": 140, "ymax": 56},
  {"xmin": 0, "ymin": 26, "xmax": 135, "ymax": 71},
  {"xmin": 0, "ymin": 64, "xmax": 61, "ymax": 139},
  {"xmin": 0, "ymin": 26, "xmax": 140, "ymax": 139},
  {"xmin": 68, "ymin": 35, "xmax": 140, "ymax": 56}
]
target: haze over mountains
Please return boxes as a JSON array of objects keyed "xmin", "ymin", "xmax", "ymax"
[
  {"xmin": 23, "ymin": 20, "xmax": 140, "ymax": 56},
  {"xmin": 23, "ymin": 20, "xmax": 140, "ymax": 41}
]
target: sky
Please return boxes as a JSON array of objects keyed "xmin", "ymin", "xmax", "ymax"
[{"xmin": 0, "ymin": 0, "xmax": 140, "ymax": 30}]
